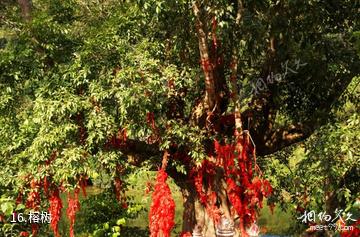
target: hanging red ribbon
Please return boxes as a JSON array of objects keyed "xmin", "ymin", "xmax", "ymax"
[
  {"xmin": 149, "ymin": 169, "xmax": 176, "ymax": 237},
  {"xmin": 49, "ymin": 187, "xmax": 63, "ymax": 237},
  {"xmin": 66, "ymin": 189, "xmax": 80, "ymax": 237}
]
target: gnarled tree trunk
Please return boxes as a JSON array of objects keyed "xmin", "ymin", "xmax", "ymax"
[{"xmin": 180, "ymin": 177, "xmax": 242, "ymax": 237}]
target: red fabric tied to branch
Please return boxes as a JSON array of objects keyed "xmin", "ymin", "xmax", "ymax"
[
  {"xmin": 114, "ymin": 177, "xmax": 122, "ymax": 201},
  {"xmin": 226, "ymin": 178, "xmax": 243, "ymax": 216},
  {"xmin": 200, "ymin": 59, "xmax": 212, "ymax": 72},
  {"xmin": 193, "ymin": 169, "xmax": 207, "ymax": 205},
  {"xmin": 43, "ymin": 176, "xmax": 50, "ymax": 196},
  {"xmin": 19, "ymin": 231, "xmax": 29, "ymax": 237},
  {"xmin": 214, "ymin": 140, "xmax": 235, "ymax": 175},
  {"xmin": 146, "ymin": 112, "xmax": 156, "ymax": 130},
  {"xmin": 191, "ymin": 160, "xmax": 221, "ymax": 223},
  {"xmin": 149, "ymin": 169, "xmax": 176, "ymax": 237},
  {"xmin": 26, "ymin": 179, "xmax": 41, "ymax": 210},
  {"xmin": 146, "ymin": 112, "xmax": 160, "ymax": 144},
  {"xmin": 104, "ymin": 128, "xmax": 127, "ymax": 149},
  {"xmin": 66, "ymin": 189, "xmax": 80, "ymax": 237},
  {"xmin": 48, "ymin": 188, "xmax": 63, "ymax": 237},
  {"xmin": 15, "ymin": 191, "xmax": 23, "ymax": 205},
  {"xmin": 214, "ymin": 138, "xmax": 273, "ymax": 230},
  {"xmin": 21, "ymin": 179, "xmax": 41, "ymax": 236},
  {"xmin": 79, "ymin": 177, "xmax": 87, "ymax": 197},
  {"xmin": 341, "ymin": 220, "xmax": 360, "ymax": 237},
  {"xmin": 31, "ymin": 224, "xmax": 39, "ymax": 237}
]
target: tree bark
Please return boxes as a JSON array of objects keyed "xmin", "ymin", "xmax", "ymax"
[
  {"xmin": 229, "ymin": 0, "xmax": 244, "ymax": 137},
  {"xmin": 181, "ymin": 178, "xmax": 241, "ymax": 237},
  {"xmin": 194, "ymin": 197, "xmax": 217, "ymax": 237},
  {"xmin": 18, "ymin": 0, "xmax": 32, "ymax": 21},
  {"xmin": 192, "ymin": 1, "xmax": 217, "ymax": 111},
  {"xmin": 181, "ymin": 186, "xmax": 197, "ymax": 233}
]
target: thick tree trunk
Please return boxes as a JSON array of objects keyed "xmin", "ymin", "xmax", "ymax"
[
  {"xmin": 180, "ymin": 181, "xmax": 218, "ymax": 236},
  {"xmin": 194, "ymin": 199, "xmax": 216, "ymax": 237},
  {"xmin": 183, "ymin": 191, "xmax": 241, "ymax": 237},
  {"xmin": 181, "ymin": 185, "xmax": 197, "ymax": 233},
  {"xmin": 181, "ymin": 169, "xmax": 242, "ymax": 237}
]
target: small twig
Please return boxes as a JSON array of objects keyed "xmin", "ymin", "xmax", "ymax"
[
  {"xmin": 243, "ymin": 130, "xmax": 263, "ymax": 176},
  {"xmin": 206, "ymin": 103, "xmax": 217, "ymax": 130},
  {"xmin": 161, "ymin": 150, "xmax": 169, "ymax": 170},
  {"xmin": 243, "ymin": 130, "xmax": 256, "ymax": 148}
]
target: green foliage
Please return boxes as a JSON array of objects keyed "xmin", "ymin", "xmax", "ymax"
[
  {"xmin": 0, "ymin": 1, "xmax": 219, "ymax": 207},
  {"xmin": 1, "ymin": 0, "xmax": 358, "ymax": 187},
  {"xmin": 74, "ymin": 189, "xmax": 145, "ymax": 237},
  {"xmin": 264, "ymin": 77, "xmax": 360, "ymax": 234},
  {"xmin": 0, "ymin": 195, "xmax": 43, "ymax": 236}
]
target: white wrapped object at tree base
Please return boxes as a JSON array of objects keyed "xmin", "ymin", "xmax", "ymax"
[
  {"xmin": 215, "ymin": 216, "xmax": 235, "ymax": 237},
  {"xmin": 246, "ymin": 222, "xmax": 260, "ymax": 237}
]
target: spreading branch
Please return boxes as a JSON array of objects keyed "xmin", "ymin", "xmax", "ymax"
[
  {"xmin": 246, "ymin": 72, "xmax": 357, "ymax": 155},
  {"xmin": 119, "ymin": 139, "xmax": 160, "ymax": 167}
]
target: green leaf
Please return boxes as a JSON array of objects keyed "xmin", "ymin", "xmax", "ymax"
[{"xmin": 1, "ymin": 202, "xmax": 14, "ymax": 216}]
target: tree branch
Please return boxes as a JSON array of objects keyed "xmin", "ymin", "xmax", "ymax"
[
  {"xmin": 119, "ymin": 139, "xmax": 160, "ymax": 166},
  {"xmin": 247, "ymin": 71, "xmax": 356, "ymax": 156},
  {"xmin": 229, "ymin": 0, "xmax": 244, "ymax": 136},
  {"xmin": 192, "ymin": 1, "xmax": 216, "ymax": 111},
  {"xmin": 254, "ymin": 123, "xmax": 310, "ymax": 155},
  {"xmin": 17, "ymin": 0, "xmax": 32, "ymax": 21}
]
